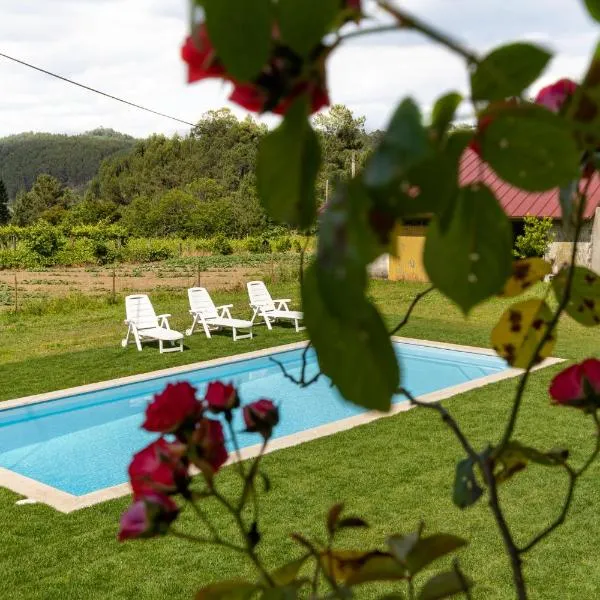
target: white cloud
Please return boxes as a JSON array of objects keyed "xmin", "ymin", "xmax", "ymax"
[{"xmin": 0, "ymin": 0, "xmax": 598, "ymax": 137}]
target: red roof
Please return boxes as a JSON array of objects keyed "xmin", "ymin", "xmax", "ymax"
[{"xmin": 459, "ymin": 149, "xmax": 600, "ymax": 220}]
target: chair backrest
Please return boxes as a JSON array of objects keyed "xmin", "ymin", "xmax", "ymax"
[
  {"xmin": 125, "ymin": 295, "xmax": 159, "ymax": 330},
  {"xmin": 188, "ymin": 287, "xmax": 219, "ymax": 319},
  {"xmin": 247, "ymin": 281, "xmax": 275, "ymax": 312}
]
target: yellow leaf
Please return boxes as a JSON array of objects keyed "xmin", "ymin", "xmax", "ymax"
[
  {"xmin": 491, "ymin": 299, "xmax": 556, "ymax": 368},
  {"xmin": 500, "ymin": 258, "xmax": 551, "ymax": 297},
  {"xmin": 553, "ymin": 266, "xmax": 600, "ymax": 326},
  {"xmin": 320, "ymin": 550, "xmax": 392, "ymax": 583}
]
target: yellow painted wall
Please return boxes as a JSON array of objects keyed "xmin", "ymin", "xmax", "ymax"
[{"xmin": 389, "ymin": 225, "xmax": 429, "ymax": 282}]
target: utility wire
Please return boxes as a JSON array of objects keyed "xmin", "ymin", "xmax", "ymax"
[{"xmin": 0, "ymin": 51, "xmax": 196, "ymax": 128}]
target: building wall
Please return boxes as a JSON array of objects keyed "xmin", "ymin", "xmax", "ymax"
[{"xmin": 546, "ymin": 219, "xmax": 595, "ymax": 270}]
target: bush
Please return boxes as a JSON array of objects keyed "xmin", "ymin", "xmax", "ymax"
[
  {"xmin": 211, "ymin": 234, "xmax": 233, "ymax": 255},
  {"xmin": 23, "ymin": 222, "xmax": 64, "ymax": 263},
  {"xmin": 292, "ymin": 238, "xmax": 303, "ymax": 253},
  {"xmin": 121, "ymin": 239, "xmax": 175, "ymax": 263},
  {"xmin": 246, "ymin": 236, "xmax": 272, "ymax": 253},
  {"xmin": 274, "ymin": 236, "xmax": 292, "ymax": 253},
  {"xmin": 514, "ymin": 216, "xmax": 554, "ymax": 259}
]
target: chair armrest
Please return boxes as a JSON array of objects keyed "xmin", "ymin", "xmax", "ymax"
[
  {"xmin": 274, "ymin": 298, "xmax": 292, "ymax": 303},
  {"xmin": 157, "ymin": 314, "xmax": 172, "ymax": 319},
  {"xmin": 216, "ymin": 304, "xmax": 234, "ymax": 310}
]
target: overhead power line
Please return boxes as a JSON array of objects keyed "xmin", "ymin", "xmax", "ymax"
[{"xmin": 0, "ymin": 51, "xmax": 196, "ymax": 128}]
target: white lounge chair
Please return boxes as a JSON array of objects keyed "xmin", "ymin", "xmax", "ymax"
[
  {"xmin": 247, "ymin": 281, "xmax": 305, "ymax": 332},
  {"xmin": 186, "ymin": 287, "xmax": 253, "ymax": 341},
  {"xmin": 122, "ymin": 294, "xmax": 184, "ymax": 353}
]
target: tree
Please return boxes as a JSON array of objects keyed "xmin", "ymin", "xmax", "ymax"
[
  {"xmin": 0, "ymin": 179, "xmax": 10, "ymax": 224},
  {"xmin": 10, "ymin": 174, "xmax": 69, "ymax": 225}
]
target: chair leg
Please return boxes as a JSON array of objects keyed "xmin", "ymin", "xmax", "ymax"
[
  {"xmin": 262, "ymin": 310, "xmax": 273, "ymax": 330},
  {"xmin": 186, "ymin": 314, "xmax": 199, "ymax": 337},
  {"xmin": 133, "ymin": 328, "xmax": 143, "ymax": 351}
]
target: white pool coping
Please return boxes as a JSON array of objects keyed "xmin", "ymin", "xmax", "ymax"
[{"xmin": 0, "ymin": 337, "xmax": 564, "ymax": 513}]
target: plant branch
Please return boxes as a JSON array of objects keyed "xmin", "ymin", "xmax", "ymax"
[
  {"xmin": 389, "ymin": 286, "xmax": 435, "ymax": 335},
  {"xmin": 399, "ymin": 387, "xmax": 478, "ymax": 462},
  {"xmin": 519, "ymin": 411, "xmax": 600, "ymax": 553},
  {"xmin": 270, "ymin": 342, "xmax": 323, "ymax": 388},
  {"xmin": 377, "ymin": 1, "xmax": 480, "ymax": 66},
  {"xmin": 226, "ymin": 417, "xmax": 247, "ymax": 480},
  {"xmin": 337, "ymin": 24, "xmax": 402, "ymax": 44},
  {"xmin": 499, "ymin": 177, "xmax": 591, "ymax": 448}
]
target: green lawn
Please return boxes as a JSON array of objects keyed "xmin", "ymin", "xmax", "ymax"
[{"xmin": 0, "ymin": 280, "xmax": 599, "ymax": 599}]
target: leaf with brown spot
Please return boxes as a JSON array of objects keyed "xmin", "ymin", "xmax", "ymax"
[
  {"xmin": 491, "ymin": 299, "xmax": 556, "ymax": 368},
  {"xmin": 500, "ymin": 258, "xmax": 552, "ymax": 297},
  {"xmin": 553, "ymin": 266, "xmax": 600, "ymax": 327},
  {"xmin": 319, "ymin": 550, "xmax": 393, "ymax": 583}
]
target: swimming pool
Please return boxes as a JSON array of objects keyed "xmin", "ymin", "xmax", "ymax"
[{"xmin": 0, "ymin": 340, "xmax": 509, "ymax": 501}]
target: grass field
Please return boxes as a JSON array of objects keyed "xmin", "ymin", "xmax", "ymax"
[{"xmin": 0, "ymin": 280, "xmax": 599, "ymax": 599}]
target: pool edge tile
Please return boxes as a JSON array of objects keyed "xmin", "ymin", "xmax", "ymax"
[{"xmin": 0, "ymin": 343, "xmax": 565, "ymax": 513}]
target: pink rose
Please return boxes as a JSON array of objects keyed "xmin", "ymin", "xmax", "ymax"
[
  {"xmin": 190, "ymin": 418, "xmax": 229, "ymax": 474},
  {"xmin": 243, "ymin": 399, "xmax": 279, "ymax": 438},
  {"xmin": 205, "ymin": 381, "xmax": 238, "ymax": 413},
  {"xmin": 535, "ymin": 78, "xmax": 577, "ymax": 113},
  {"xmin": 128, "ymin": 438, "xmax": 188, "ymax": 498},
  {"xmin": 549, "ymin": 358, "xmax": 600, "ymax": 409},
  {"xmin": 181, "ymin": 24, "xmax": 226, "ymax": 83},
  {"xmin": 142, "ymin": 382, "xmax": 202, "ymax": 434},
  {"xmin": 118, "ymin": 494, "xmax": 179, "ymax": 542}
]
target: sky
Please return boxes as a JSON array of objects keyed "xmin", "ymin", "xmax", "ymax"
[{"xmin": 0, "ymin": 0, "xmax": 598, "ymax": 138}]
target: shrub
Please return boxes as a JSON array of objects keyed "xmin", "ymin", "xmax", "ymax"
[
  {"xmin": 514, "ymin": 216, "xmax": 554, "ymax": 259},
  {"xmin": 274, "ymin": 236, "xmax": 292, "ymax": 253},
  {"xmin": 292, "ymin": 238, "xmax": 303, "ymax": 253},
  {"xmin": 211, "ymin": 234, "xmax": 233, "ymax": 255},
  {"xmin": 246, "ymin": 236, "xmax": 272, "ymax": 253},
  {"xmin": 121, "ymin": 239, "xmax": 175, "ymax": 263},
  {"xmin": 23, "ymin": 222, "xmax": 64, "ymax": 263}
]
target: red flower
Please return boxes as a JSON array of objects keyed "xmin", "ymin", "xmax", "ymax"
[
  {"xmin": 243, "ymin": 399, "xmax": 279, "ymax": 438},
  {"xmin": 181, "ymin": 24, "xmax": 226, "ymax": 83},
  {"xmin": 229, "ymin": 79, "xmax": 329, "ymax": 116},
  {"xmin": 205, "ymin": 381, "xmax": 239, "ymax": 413},
  {"xmin": 346, "ymin": 0, "xmax": 361, "ymax": 10},
  {"xmin": 190, "ymin": 418, "xmax": 229, "ymax": 474},
  {"xmin": 142, "ymin": 382, "xmax": 202, "ymax": 434},
  {"xmin": 549, "ymin": 358, "xmax": 600, "ymax": 409},
  {"xmin": 535, "ymin": 78, "xmax": 577, "ymax": 113},
  {"xmin": 128, "ymin": 438, "xmax": 188, "ymax": 498},
  {"xmin": 118, "ymin": 494, "xmax": 179, "ymax": 542}
]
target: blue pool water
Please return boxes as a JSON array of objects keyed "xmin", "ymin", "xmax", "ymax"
[{"xmin": 0, "ymin": 343, "xmax": 506, "ymax": 495}]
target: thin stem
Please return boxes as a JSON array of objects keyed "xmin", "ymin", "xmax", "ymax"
[
  {"xmin": 226, "ymin": 417, "xmax": 246, "ymax": 480},
  {"xmin": 400, "ymin": 387, "xmax": 478, "ymax": 462},
  {"xmin": 338, "ymin": 24, "xmax": 402, "ymax": 43},
  {"xmin": 377, "ymin": 1, "xmax": 480, "ymax": 66},
  {"xmin": 389, "ymin": 286, "xmax": 435, "ymax": 335},
  {"xmin": 270, "ymin": 342, "xmax": 322, "ymax": 389},
  {"xmin": 408, "ymin": 577, "xmax": 416, "ymax": 600},
  {"xmin": 170, "ymin": 529, "xmax": 246, "ymax": 553},
  {"xmin": 189, "ymin": 499, "xmax": 220, "ymax": 540},
  {"xmin": 500, "ymin": 177, "xmax": 591, "ymax": 448},
  {"xmin": 519, "ymin": 412, "xmax": 600, "ymax": 553},
  {"xmin": 453, "ymin": 560, "xmax": 473, "ymax": 600},
  {"xmin": 481, "ymin": 462, "xmax": 527, "ymax": 600}
]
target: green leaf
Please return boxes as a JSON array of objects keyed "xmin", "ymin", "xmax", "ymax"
[
  {"xmin": 418, "ymin": 571, "xmax": 473, "ymax": 600},
  {"xmin": 559, "ymin": 180, "xmax": 578, "ymax": 225},
  {"xmin": 303, "ymin": 263, "xmax": 399, "ymax": 411},
  {"xmin": 364, "ymin": 99, "xmax": 430, "ymax": 189},
  {"xmin": 257, "ymin": 98, "xmax": 321, "ymax": 228},
  {"xmin": 430, "ymin": 92, "xmax": 463, "ymax": 145},
  {"xmin": 405, "ymin": 535, "xmax": 468, "ymax": 576},
  {"xmin": 424, "ymin": 184, "xmax": 513, "ymax": 314},
  {"xmin": 584, "ymin": 0, "xmax": 600, "ymax": 22},
  {"xmin": 481, "ymin": 104, "xmax": 580, "ymax": 192},
  {"xmin": 453, "ymin": 457, "xmax": 483, "ymax": 509},
  {"xmin": 491, "ymin": 299, "xmax": 556, "ymax": 368},
  {"xmin": 203, "ymin": 0, "xmax": 272, "ymax": 81},
  {"xmin": 261, "ymin": 584, "xmax": 303, "ymax": 600},
  {"xmin": 553, "ymin": 266, "xmax": 600, "ymax": 326},
  {"xmin": 196, "ymin": 581, "xmax": 258, "ymax": 600},
  {"xmin": 338, "ymin": 517, "xmax": 369, "ymax": 530},
  {"xmin": 471, "ymin": 43, "xmax": 552, "ymax": 101},
  {"xmin": 268, "ymin": 556, "xmax": 310, "ymax": 586},
  {"xmin": 277, "ymin": 0, "xmax": 339, "ymax": 56}
]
